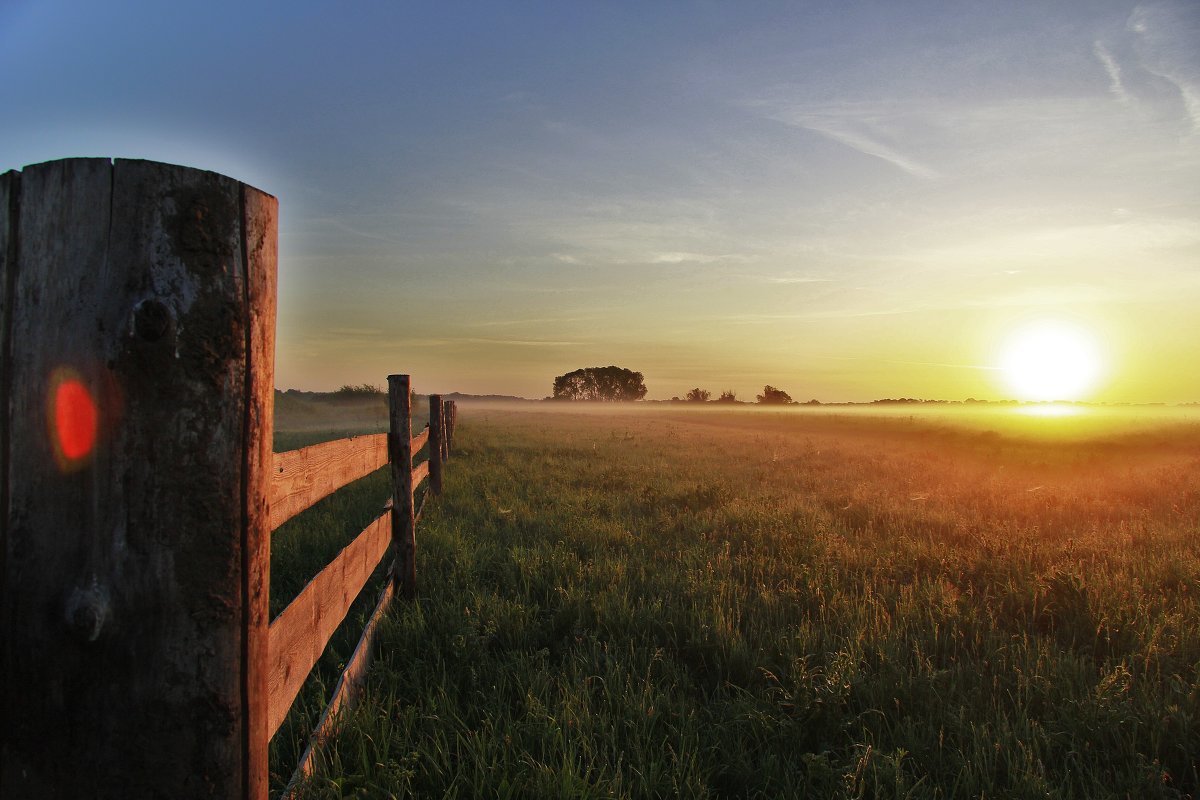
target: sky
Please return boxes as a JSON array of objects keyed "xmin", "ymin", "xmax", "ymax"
[{"xmin": 2, "ymin": 0, "xmax": 1197, "ymax": 402}]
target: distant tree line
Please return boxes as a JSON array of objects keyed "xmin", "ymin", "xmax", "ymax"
[
  {"xmin": 550, "ymin": 368, "xmax": 826, "ymax": 406},
  {"xmin": 334, "ymin": 383, "xmax": 385, "ymax": 398},
  {"xmin": 549, "ymin": 365, "xmax": 830, "ymax": 405}
]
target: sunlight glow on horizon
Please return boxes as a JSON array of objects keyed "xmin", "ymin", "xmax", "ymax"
[{"xmin": 997, "ymin": 320, "xmax": 1106, "ymax": 402}]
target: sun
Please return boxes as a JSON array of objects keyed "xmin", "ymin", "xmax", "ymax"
[{"xmin": 998, "ymin": 320, "xmax": 1104, "ymax": 401}]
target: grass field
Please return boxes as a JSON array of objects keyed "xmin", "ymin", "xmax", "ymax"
[{"xmin": 270, "ymin": 402, "xmax": 1199, "ymax": 799}]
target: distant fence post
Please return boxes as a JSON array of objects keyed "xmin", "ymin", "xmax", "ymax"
[
  {"xmin": 440, "ymin": 399, "xmax": 451, "ymax": 460},
  {"xmin": 428, "ymin": 394, "xmax": 444, "ymax": 495},
  {"xmin": 0, "ymin": 159, "xmax": 275, "ymax": 798},
  {"xmin": 446, "ymin": 401, "xmax": 457, "ymax": 453},
  {"xmin": 387, "ymin": 375, "xmax": 417, "ymax": 599}
]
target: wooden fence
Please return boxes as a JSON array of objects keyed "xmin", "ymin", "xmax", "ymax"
[
  {"xmin": 268, "ymin": 383, "xmax": 456, "ymax": 792},
  {"xmin": 0, "ymin": 158, "xmax": 457, "ymax": 798}
]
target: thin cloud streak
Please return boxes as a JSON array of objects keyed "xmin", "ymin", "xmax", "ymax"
[
  {"xmin": 815, "ymin": 354, "xmax": 1001, "ymax": 372},
  {"xmin": 469, "ymin": 315, "xmax": 602, "ymax": 328},
  {"xmin": 797, "ymin": 119, "xmax": 941, "ymax": 180},
  {"xmin": 1094, "ymin": 41, "xmax": 1131, "ymax": 105},
  {"xmin": 751, "ymin": 96, "xmax": 941, "ymax": 180},
  {"xmin": 763, "ymin": 276, "xmax": 837, "ymax": 285}
]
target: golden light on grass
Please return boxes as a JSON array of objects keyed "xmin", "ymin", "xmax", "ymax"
[{"xmin": 998, "ymin": 320, "xmax": 1104, "ymax": 402}]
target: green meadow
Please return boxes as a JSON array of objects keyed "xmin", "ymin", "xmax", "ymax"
[{"xmin": 269, "ymin": 402, "xmax": 1199, "ymax": 799}]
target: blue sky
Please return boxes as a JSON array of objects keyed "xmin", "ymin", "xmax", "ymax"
[{"xmin": 3, "ymin": 1, "xmax": 1197, "ymax": 401}]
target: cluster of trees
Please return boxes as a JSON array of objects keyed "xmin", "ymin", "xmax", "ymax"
[
  {"xmin": 756, "ymin": 385, "xmax": 794, "ymax": 404},
  {"xmin": 552, "ymin": 366, "xmax": 648, "ymax": 401},
  {"xmin": 334, "ymin": 383, "xmax": 385, "ymax": 398},
  {"xmin": 682, "ymin": 385, "xmax": 798, "ymax": 404},
  {"xmin": 552, "ymin": 366, "xmax": 809, "ymax": 406}
]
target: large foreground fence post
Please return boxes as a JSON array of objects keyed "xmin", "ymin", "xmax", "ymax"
[
  {"xmin": 388, "ymin": 375, "xmax": 416, "ymax": 599},
  {"xmin": 0, "ymin": 159, "xmax": 275, "ymax": 799}
]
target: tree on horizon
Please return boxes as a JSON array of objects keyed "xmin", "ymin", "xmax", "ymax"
[
  {"xmin": 757, "ymin": 385, "xmax": 794, "ymax": 404},
  {"xmin": 551, "ymin": 366, "xmax": 648, "ymax": 401},
  {"xmin": 686, "ymin": 388, "xmax": 711, "ymax": 402}
]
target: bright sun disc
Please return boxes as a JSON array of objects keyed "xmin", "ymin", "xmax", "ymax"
[{"xmin": 999, "ymin": 321, "xmax": 1103, "ymax": 401}]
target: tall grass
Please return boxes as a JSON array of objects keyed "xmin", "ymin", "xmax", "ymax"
[{"xmin": 278, "ymin": 405, "xmax": 1199, "ymax": 798}]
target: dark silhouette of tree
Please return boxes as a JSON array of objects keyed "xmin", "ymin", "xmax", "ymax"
[
  {"xmin": 756, "ymin": 385, "xmax": 794, "ymax": 404},
  {"xmin": 552, "ymin": 366, "xmax": 647, "ymax": 401},
  {"xmin": 715, "ymin": 390, "xmax": 738, "ymax": 403},
  {"xmin": 686, "ymin": 388, "xmax": 711, "ymax": 402}
]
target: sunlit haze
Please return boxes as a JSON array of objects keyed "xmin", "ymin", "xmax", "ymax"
[
  {"xmin": 998, "ymin": 320, "xmax": 1104, "ymax": 401},
  {"xmin": 3, "ymin": 1, "xmax": 1197, "ymax": 402}
]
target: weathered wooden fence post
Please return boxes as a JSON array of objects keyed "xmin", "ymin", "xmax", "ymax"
[
  {"xmin": 0, "ymin": 158, "xmax": 275, "ymax": 799},
  {"xmin": 428, "ymin": 394, "xmax": 444, "ymax": 495},
  {"xmin": 387, "ymin": 375, "xmax": 416, "ymax": 599},
  {"xmin": 439, "ymin": 399, "xmax": 450, "ymax": 461}
]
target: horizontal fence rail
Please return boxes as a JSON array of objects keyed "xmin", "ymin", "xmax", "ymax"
[
  {"xmin": 269, "ymin": 434, "xmax": 390, "ymax": 530},
  {"xmin": 268, "ymin": 510, "xmax": 391, "ymax": 736}
]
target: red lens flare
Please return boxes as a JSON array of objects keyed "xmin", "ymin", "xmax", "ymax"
[{"xmin": 51, "ymin": 374, "xmax": 98, "ymax": 464}]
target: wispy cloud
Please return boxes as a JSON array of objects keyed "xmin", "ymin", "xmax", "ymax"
[
  {"xmin": 753, "ymin": 98, "xmax": 941, "ymax": 179},
  {"xmin": 460, "ymin": 338, "xmax": 579, "ymax": 347},
  {"xmin": 717, "ymin": 307, "xmax": 931, "ymax": 324},
  {"xmin": 815, "ymin": 354, "xmax": 1001, "ymax": 371},
  {"xmin": 1094, "ymin": 41, "xmax": 1132, "ymax": 105},
  {"xmin": 324, "ymin": 327, "xmax": 384, "ymax": 337},
  {"xmin": 648, "ymin": 251, "xmax": 723, "ymax": 264},
  {"xmin": 469, "ymin": 314, "xmax": 601, "ymax": 328},
  {"xmin": 1129, "ymin": 1, "xmax": 1200, "ymax": 132},
  {"xmin": 763, "ymin": 275, "xmax": 836, "ymax": 285},
  {"xmin": 796, "ymin": 117, "xmax": 940, "ymax": 179}
]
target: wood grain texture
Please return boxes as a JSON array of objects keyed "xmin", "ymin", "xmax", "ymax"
[
  {"xmin": 269, "ymin": 434, "xmax": 388, "ymax": 530},
  {"xmin": 411, "ymin": 425, "xmax": 429, "ymax": 457},
  {"xmin": 388, "ymin": 376, "xmax": 416, "ymax": 599},
  {"xmin": 266, "ymin": 510, "xmax": 391, "ymax": 738},
  {"xmin": 446, "ymin": 401, "xmax": 457, "ymax": 455},
  {"xmin": 429, "ymin": 395, "xmax": 444, "ymax": 495},
  {"xmin": 0, "ymin": 159, "xmax": 276, "ymax": 799},
  {"xmin": 440, "ymin": 399, "xmax": 451, "ymax": 462},
  {"xmin": 0, "ymin": 170, "xmax": 17, "ymax": 795},
  {"xmin": 0, "ymin": 170, "xmax": 16, "ymax": 606},
  {"xmin": 239, "ymin": 182, "xmax": 278, "ymax": 800},
  {"xmin": 412, "ymin": 459, "xmax": 430, "ymax": 490}
]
